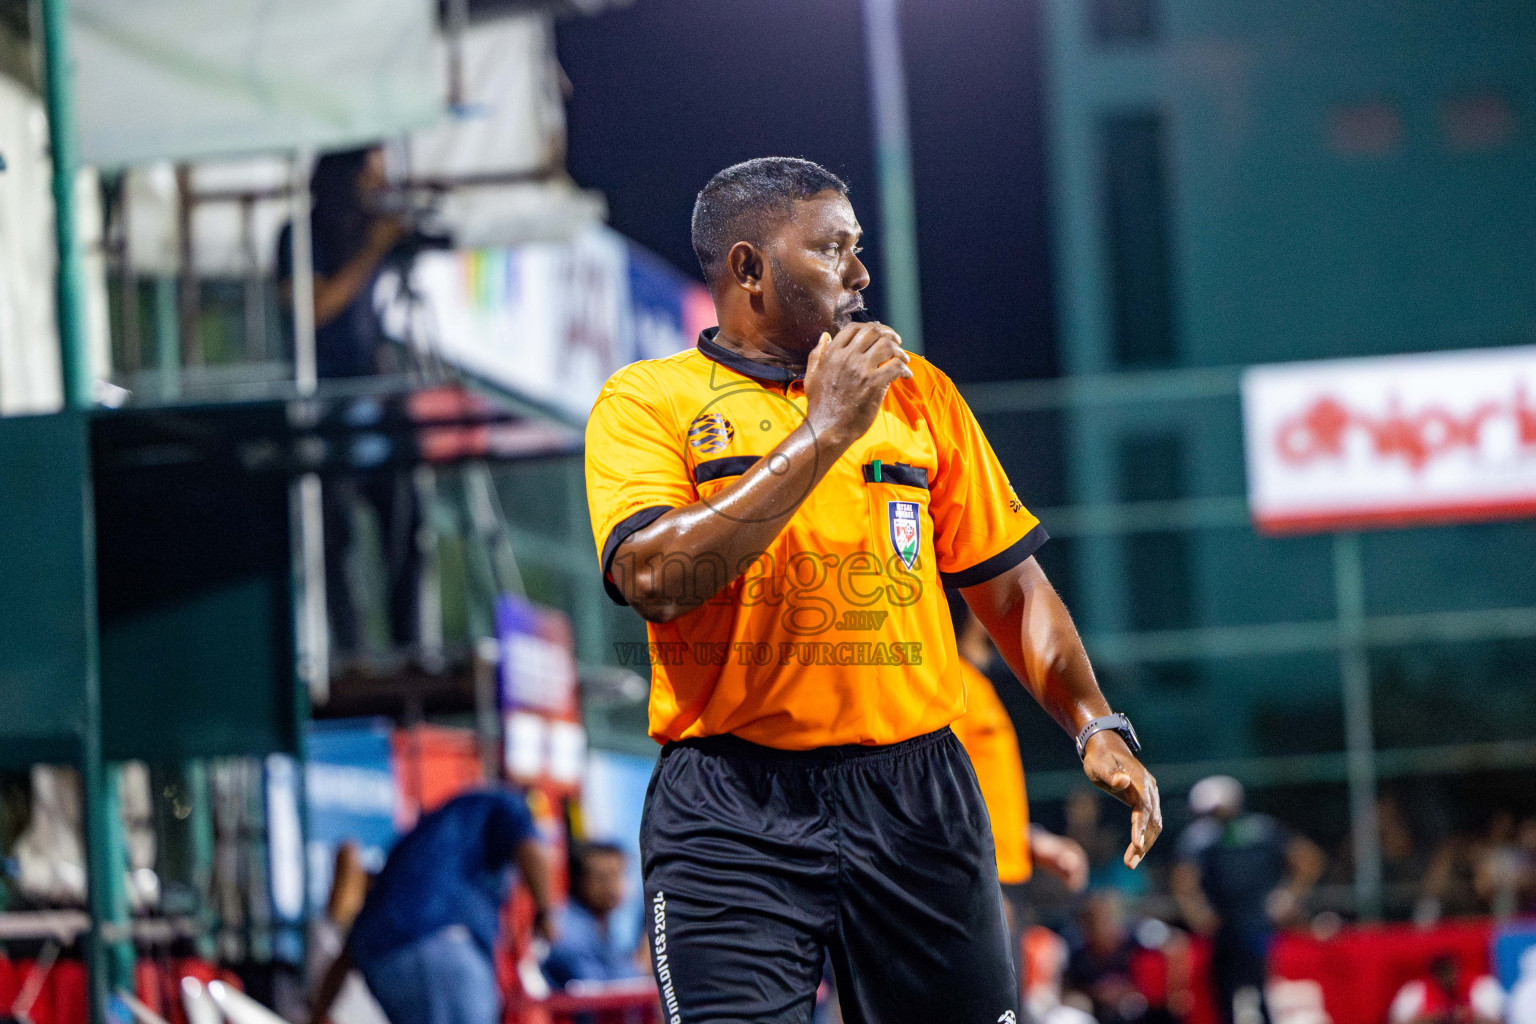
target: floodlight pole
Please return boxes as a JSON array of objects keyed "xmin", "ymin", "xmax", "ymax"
[{"xmin": 861, "ymin": 0, "xmax": 924, "ymax": 355}]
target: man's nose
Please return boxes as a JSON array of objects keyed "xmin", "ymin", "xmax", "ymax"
[{"xmin": 846, "ymin": 252, "xmax": 871, "ymax": 292}]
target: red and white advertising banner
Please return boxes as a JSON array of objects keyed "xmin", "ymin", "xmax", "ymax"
[{"xmin": 1242, "ymin": 346, "xmax": 1536, "ymax": 534}]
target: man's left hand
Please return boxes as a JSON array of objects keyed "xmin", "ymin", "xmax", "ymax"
[
  {"xmin": 1030, "ymin": 827, "xmax": 1089, "ymax": 892},
  {"xmin": 1081, "ymin": 730, "xmax": 1162, "ymax": 869}
]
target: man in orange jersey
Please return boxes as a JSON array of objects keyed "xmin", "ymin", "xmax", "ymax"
[
  {"xmin": 947, "ymin": 592, "xmax": 1089, "ymax": 898},
  {"xmin": 585, "ymin": 157, "xmax": 1160, "ymax": 1024}
]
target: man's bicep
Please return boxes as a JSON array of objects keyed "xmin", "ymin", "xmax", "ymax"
[{"xmin": 585, "ymin": 387, "xmax": 695, "ymax": 604}]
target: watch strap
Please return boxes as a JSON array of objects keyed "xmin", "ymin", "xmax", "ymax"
[{"xmin": 1076, "ymin": 713, "xmax": 1141, "ymax": 760}]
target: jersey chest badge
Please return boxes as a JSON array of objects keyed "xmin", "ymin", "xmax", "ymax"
[
  {"xmin": 687, "ymin": 412, "xmax": 735, "ymax": 454},
  {"xmin": 888, "ymin": 500, "xmax": 921, "ymax": 570}
]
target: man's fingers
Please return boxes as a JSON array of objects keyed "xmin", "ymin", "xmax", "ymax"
[
  {"xmin": 829, "ymin": 322, "xmax": 864, "ymax": 347},
  {"xmin": 872, "ymin": 358, "xmax": 912, "ymax": 389},
  {"xmin": 852, "ymin": 323, "xmax": 899, "ymax": 354},
  {"xmin": 867, "ymin": 337, "xmax": 910, "ymax": 371},
  {"xmin": 1122, "ymin": 772, "xmax": 1163, "ymax": 870},
  {"xmin": 834, "ymin": 322, "xmax": 880, "ymax": 351}
]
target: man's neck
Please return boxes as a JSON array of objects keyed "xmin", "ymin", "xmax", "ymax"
[{"xmin": 713, "ymin": 324, "xmax": 813, "ymax": 374}]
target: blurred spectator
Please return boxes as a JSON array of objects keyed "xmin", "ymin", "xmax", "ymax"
[
  {"xmin": 1386, "ymin": 954, "xmax": 1502, "ymax": 1024},
  {"xmin": 1376, "ymin": 796, "xmax": 1432, "ymax": 915},
  {"xmin": 947, "ymin": 593, "xmax": 1090, "ymax": 910},
  {"xmin": 1509, "ymin": 945, "xmax": 1536, "ymax": 1024},
  {"xmin": 1067, "ymin": 788, "xmax": 1148, "ymax": 900},
  {"xmin": 277, "ymin": 147, "xmax": 408, "ymax": 381},
  {"xmin": 1331, "ymin": 795, "xmax": 1448, "ymax": 924},
  {"xmin": 277, "ymin": 147, "xmax": 420, "ymax": 654},
  {"xmin": 1171, "ymin": 776, "xmax": 1325, "ymax": 1024},
  {"xmin": 542, "ymin": 841, "xmax": 643, "ymax": 988},
  {"xmin": 1474, "ymin": 815, "xmax": 1536, "ymax": 918},
  {"xmin": 1064, "ymin": 891, "xmax": 1149, "ymax": 1024},
  {"xmin": 1022, "ymin": 925, "xmax": 1098, "ymax": 1024},
  {"xmin": 308, "ymin": 788, "xmax": 554, "ymax": 1024},
  {"xmin": 1420, "ymin": 834, "xmax": 1485, "ymax": 922},
  {"xmin": 307, "ymin": 843, "xmax": 388, "ymax": 1024}
]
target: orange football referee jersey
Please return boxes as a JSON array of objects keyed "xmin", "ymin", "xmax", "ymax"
[
  {"xmin": 950, "ymin": 658, "xmax": 1032, "ymax": 884},
  {"xmin": 585, "ymin": 329, "xmax": 1047, "ymax": 750}
]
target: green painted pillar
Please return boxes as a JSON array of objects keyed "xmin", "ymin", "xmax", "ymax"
[
  {"xmin": 40, "ymin": 7, "xmax": 110, "ymax": 1012},
  {"xmin": 102, "ymin": 764, "xmax": 136, "ymax": 990},
  {"xmin": 40, "ymin": 0, "xmax": 92, "ymax": 410},
  {"xmin": 1334, "ymin": 532, "xmax": 1382, "ymax": 921},
  {"xmin": 861, "ymin": 0, "xmax": 924, "ymax": 354}
]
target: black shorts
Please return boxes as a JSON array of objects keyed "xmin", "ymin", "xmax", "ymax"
[{"xmin": 640, "ymin": 727, "xmax": 1018, "ymax": 1024}]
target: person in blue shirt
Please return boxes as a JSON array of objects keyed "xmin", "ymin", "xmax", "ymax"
[
  {"xmin": 1172, "ymin": 776, "xmax": 1324, "ymax": 1024},
  {"xmin": 309, "ymin": 788, "xmax": 554, "ymax": 1024},
  {"xmin": 542, "ymin": 841, "xmax": 643, "ymax": 989}
]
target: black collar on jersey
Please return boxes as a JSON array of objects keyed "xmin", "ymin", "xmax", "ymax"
[{"xmin": 697, "ymin": 327, "xmax": 805, "ymax": 383}]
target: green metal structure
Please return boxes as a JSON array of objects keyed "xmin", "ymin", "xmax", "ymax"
[{"xmin": 1027, "ymin": 0, "xmax": 1536, "ymax": 919}]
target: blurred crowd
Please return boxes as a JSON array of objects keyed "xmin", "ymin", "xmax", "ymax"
[{"xmin": 1011, "ymin": 779, "xmax": 1536, "ymax": 1024}]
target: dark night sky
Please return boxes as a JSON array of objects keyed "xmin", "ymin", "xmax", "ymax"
[{"xmin": 556, "ymin": 0, "xmax": 1058, "ymax": 384}]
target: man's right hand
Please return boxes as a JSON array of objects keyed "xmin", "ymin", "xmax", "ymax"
[{"xmin": 804, "ymin": 322, "xmax": 913, "ymax": 449}]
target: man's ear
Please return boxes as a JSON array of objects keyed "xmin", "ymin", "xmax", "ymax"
[{"xmin": 726, "ymin": 241, "xmax": 765, "ymax": 295}]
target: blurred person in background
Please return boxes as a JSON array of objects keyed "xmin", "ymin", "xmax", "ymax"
[
  {"xmin": 308, "ymin": 843, "xmax": 388, "ymax": 1024},
  {"xmin": 1474, "ymin": 814, "xmax": 1536, "ymax": 918},
  {"xmin": 1022, "ymin": 925, "xmax": 1098, "ymax": 1024},
  {"xmin": 947, "ymin": 592, "xmax": 1091, "ymax": 909},
  {"xmin": 277, "ymin": 147, "xmax": 421, "ymax": 655},
  {"xmin": 1171, "ymin": 776, "xmax": 1325, "ymax": 1024},
  {"xmin": 1387, "ymin": 953, "xmax": 1503, "ymax": 1024},
  {"xmin": 1330, "ymin": 794, "xmax": 1445, "ymax": 923},
  {"xmin": 1063, "ymin": 890, "xmax": 1147, "ymax": 1024},
  {"xmin": 308, "ymin": 787, "xmax": 554, "ymax": 1024},
  {"xmin": 542, "ymin": 841, "xmax": 644, "ymax": 989},
  {"xmin": 1067, "ymin": 787, "xmax": 1149, "ymax": 901}
]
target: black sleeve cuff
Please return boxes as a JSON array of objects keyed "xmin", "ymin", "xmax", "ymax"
[
  {"xmin": 939, "ymin": 523, "xmax": 1049, "ymax": 589},
  {"xmin": 600, "ymin": 505, "xmax": 674, "ymax": 606}
]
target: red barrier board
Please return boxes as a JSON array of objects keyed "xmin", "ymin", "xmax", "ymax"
[{"xmin": 1271, "ymin": 920, "xmax": 1494, "ymax": 1024}]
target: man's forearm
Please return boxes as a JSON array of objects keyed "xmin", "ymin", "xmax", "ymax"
[
  {"xmin": 515, "ymin": 838, "xmax": 553, "ymax": 916},
  {"xmin": 614, "ymin": 421, "xmax": 849, "ymax": 620},
  {"xmin": 307, "ymin": 948, "xmax": 352, "ymax": 1024},
  {"xmin": 963, "ymin": 558, "xmax": 1111, "ymax": 736},
  {"xmin": 313, "ymin": 235, "xmax": 396, "ymax": 326}
]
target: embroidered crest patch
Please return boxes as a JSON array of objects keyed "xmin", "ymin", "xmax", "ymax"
[{"xmin": 888, "ymin": 500, "xmax": 921, "ymax": 570}]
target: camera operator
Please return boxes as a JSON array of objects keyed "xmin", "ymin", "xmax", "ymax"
[{"xmin": 277, "ymin": 146, "xmax": 421, "ymax": 654}]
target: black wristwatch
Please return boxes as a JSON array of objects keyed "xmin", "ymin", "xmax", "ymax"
[{"xmin": 1076, "ymin": 713, "xmax": 1141, "ymax": 760}]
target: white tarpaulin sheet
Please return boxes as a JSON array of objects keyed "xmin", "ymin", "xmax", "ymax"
[
  {"xmin": 0, "ymin": 73, "xmax": 111, "ymax": 414},
  {"xmin": 72, "ymin": 0, "xmax": 445, "ymax": 167},
  {"xmin": 405, "ymin": 17, "xmax": 565, "ymax": 180}
]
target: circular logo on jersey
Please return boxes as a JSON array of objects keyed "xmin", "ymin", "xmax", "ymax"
[{"xmin": 687, "ymin": 412, "xmax": 736, "ymax": 454}]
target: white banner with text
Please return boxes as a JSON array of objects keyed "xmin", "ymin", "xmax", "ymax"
[{"xmin": 1242, "ymin": 346, "xmax": 1536, "ymax": 533}]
